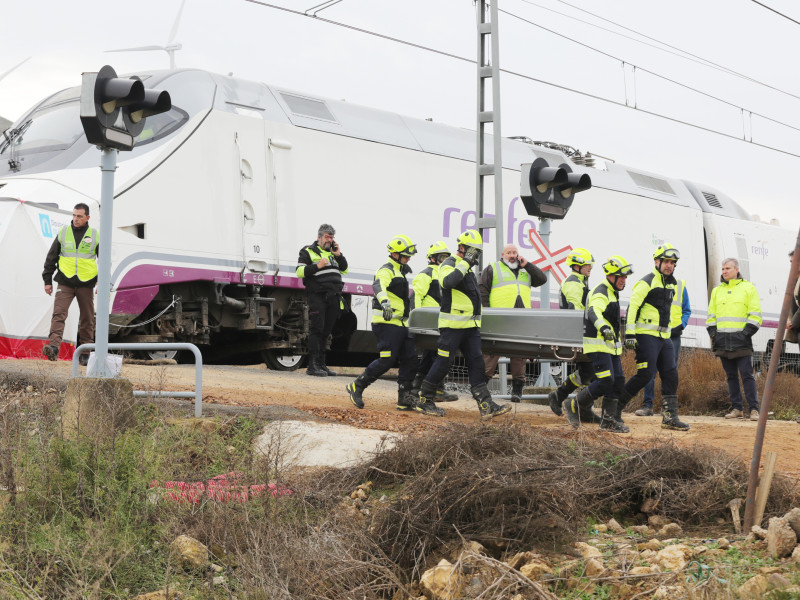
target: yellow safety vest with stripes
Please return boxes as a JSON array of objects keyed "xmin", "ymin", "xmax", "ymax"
[
  {"xmin": 488, "ymin": 261, "xmax": 531, "ymax": 308},
  {"xmin": 706, "ymin": 277, "xmax": 762, "ymax": 333},
  {"xmin": 58, "ymin": 226, "xmax": 98, "ymax": 281},
  {"xmin": 670, "ymin": 279, "xmax": 686, "ymax": 329},
  {"xmin": 625, "ymin": 268, "xmax": 677, "ymax": 339},
  {"xmin": 371, "ymin": 257, "xmax": 411, "ymax": 327},
  {"xmin": 411, "ymin": 264, "xmax": 441, "ymax": 309},
  {"xmin": 583, "ymin": 279, "xmax": 622, "ymax": 355},
  {"xmin": 438, "ymin": 254, "xmax": 482, "ymax": 329}
]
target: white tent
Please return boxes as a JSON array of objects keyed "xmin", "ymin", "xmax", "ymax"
[{"xmin": 0, "ymin": 198, "xmax": 78, "ymax": 359}]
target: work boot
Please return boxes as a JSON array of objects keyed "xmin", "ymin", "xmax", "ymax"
[
  {"xmin": 510, "ymin": 379, "xmax": 525, "ymax": 403},
  {"xmin": 396, "ymin": 381, "xmax": 419, "ymax": 412},
  {"xmin": 319, "ymin": 353, "xmax": 337, "ymax": 377},
  {"xmin": 346, "ymin": 372, "xmax": 376, "ymax": 409},
  {"xmin": 724, "ymin": 409, "xmax": 743, "ymax": 419},
  {"xmin": 750, "ymin": 410, "xmax": 760, "ymax": 422},
  {"xmin": 578, "ymin": 397, "xmax": 603, "ymax": 424},
  {"xmin": 435, "ymin": 382, "xmax": 459, "ymax": 402},
  {"xmin": 563, "ymin": 387, "xmax": 588, "ymax": 429},
  {"xmin": 616, "ymin": 389, "xmax": 634, "ymax": 424},
  {"xmin": 661, "ymin": 395, "xmax": 690, "ymax": 431},
  {"xmin": 548, "ymin": 376, "xmax": 577, "ymax": 416},
  {"xmin": 78, "ymin": 353, "xmax": 89, "ymax": 367},
  {"xmin": 600, "ymin": 397, "xmax": 630, "ymax": 433},
  {"xmin": 416, "ymin": 380, "xmax": 445, "ymax": 416},
  {"xmin": 411, "ymin": 372, "xmax": 425, "ymax": 395},
  {"xmin": 306, "ymin": 354, "xmax": 328, "ymax": 377},
  {"xmin": 634, "ymin": 406, "xmax": 654, "ymax": 417},
  {"xmin": 42, "ymin": 343, "xmax": 58, "ymax": 361},
  {"xmin": 472, "ymin": 383, "xmax": 511, "ymax": 420}
]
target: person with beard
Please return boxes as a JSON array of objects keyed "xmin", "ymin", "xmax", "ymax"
[
  {"xmin": 566, "ymin": 256, "xmax": 632, "ymax": 432},
  {"xmin": 478, "ymin": 243, "xmax": 547, "ymax": 402},
  {"xmin": 42, "ymin": 203, "xmax": 99, "ymax": 365},
  {"xmin": 619, "ymin": 244, "xmax": 690, "ymax": 431},
  {"xmin": 296, "ymin": 224, "xmax": 347, "ymax": 377}
]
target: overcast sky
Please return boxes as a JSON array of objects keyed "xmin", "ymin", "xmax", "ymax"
[{"xmin": 2, "ymin": 0, "xmax": 799, "ymax": 230}]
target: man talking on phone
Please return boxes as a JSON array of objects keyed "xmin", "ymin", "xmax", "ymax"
[{"xmin": 296, "ymin": 224, "xmax": 348, "ymax": 376}]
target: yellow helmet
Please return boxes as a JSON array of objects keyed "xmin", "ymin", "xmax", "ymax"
[
  {"xmin": 603, "ymin": 255, "xmax": 633, "ymax": 276},
  {"xmin": 387, "ymin": 234, "xmax": 417, "ymax": 257},
  {"xmin": 653, "ymin": 243, "xmax": 680, "ymax": 261},
  {"xmin": 456, "ymin": 229, "xmax": 483, "ymax": 249},
  {"xmin": 426, "ymin": 240, "xmax": 451, "ymax": 257},
  {"xmin": 566, "ymin": 247, "xmax": 594, "ymax": 267}
]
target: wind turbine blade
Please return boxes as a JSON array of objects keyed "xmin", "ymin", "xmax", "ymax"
[
  {"xmin": 167, "ymin": 0, "xmax": 187, "ymax": 44},
  {"xmin": 106, "ymin": 45, "xmax": 166, "ymax": 53},
  {"xmin": 0, "ymin": 57, "xmax": 31, "ymax": 82}
]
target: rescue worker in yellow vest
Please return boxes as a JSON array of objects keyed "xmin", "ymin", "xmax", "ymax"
[
  {"xmin": 410, "ymin": 241, "xmax": 458, "ymax": 402},
  {"xmin": 478, "ymin": 243, "xmax": 546, "ymax": 401},
  {"xmin": 566, "ymin": 256, "xmax": 632, "ymax": 432},
  {"xmin": 296, "ymin": 224, "xmax": 348, "ymax": 377},
  {"xmin": 707, "ymin": 257, "xmax": 763, "ymax": 421},
  {"xmin": 548, "ymin": 247, "xmax": 601, "ymax": 423},
  {"xmin": 418, "ymin": 230, "xmax": 512, "ymax": 420},
  {"xmin": 41, "ymin": 203, "xmax": 98, "ymax": 365},
  {"xmin": 347, "ymin": 235, "xmax": 443, "ymax": 416},
  {"xmin": 635, "ymin": 278, "xmax": 691, "ymax": 416},
  {"xmin": 620, "ymin": 244, "xmax": 690, "ymax": 431}
]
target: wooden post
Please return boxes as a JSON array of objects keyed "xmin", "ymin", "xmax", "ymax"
[{"xmin": 753, "ymin": 451, "xmax": 778, "ymax": 529}]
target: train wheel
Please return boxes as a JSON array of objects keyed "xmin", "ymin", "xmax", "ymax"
[
  {"xmin": 262, "ymin": 351, "xmax": 307, "ymax": 371},
  {"xmin": 136, "ymin": 349, "xmax": 180, "ymax": 361}
]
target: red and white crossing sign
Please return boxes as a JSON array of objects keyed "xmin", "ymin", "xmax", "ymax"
[{"xmin": 528, "ymin": 229, "xmax": 572, "ymax": 283}]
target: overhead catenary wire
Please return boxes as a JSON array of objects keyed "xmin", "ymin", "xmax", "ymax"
[
  {"xmin": 751, "ymin": 0, "xmax": 800, "ymax": 26},
  {"xmin": 242, "ymin": 0, "xmax": 800, "ymax": 159}
]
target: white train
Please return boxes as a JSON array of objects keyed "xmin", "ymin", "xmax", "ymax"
[{"xmin": 0, "ymin": 68, "xmax": 795, "ymax": 366}]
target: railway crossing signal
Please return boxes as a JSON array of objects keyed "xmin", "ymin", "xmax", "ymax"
[
  {"xmin": 520, "ymin": 157, "xmax": 592, "ymax": 219},
  {"xmin": 79, "ymin": 65, "xmax": 171, "ymax": 151}
]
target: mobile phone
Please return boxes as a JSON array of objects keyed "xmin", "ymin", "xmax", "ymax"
[{"xmin": 331, "ymin": 242, "xmax": 339, "ymax": 251}]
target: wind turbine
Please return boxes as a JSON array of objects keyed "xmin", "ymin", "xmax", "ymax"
[{"xmin": 106, "ymin": 0, "xmax": 187, "ymax": 69}]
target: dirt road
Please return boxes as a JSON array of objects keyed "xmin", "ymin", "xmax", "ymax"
[{"xmin": 3, "ymin": 358, "xmax": 799, "ymax": 478}]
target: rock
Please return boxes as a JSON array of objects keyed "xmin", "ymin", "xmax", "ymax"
[
  {"xmin": 759, "ymin": 566, "xmax": 782, "ymax": 575},
  {"xmin": 607, "ymin": 518, "xmax": 625, "ymax": 534},
  {"xmin": 653, "ymin": 585, "xmax": 683, "ymax": 599},
  {"xmin": 573, "ymin": 542, "xmax": 602, "ymax": 559},
  {"xmin": 25, "ymin": 385, "xmax": 33, "ymax": 393},
  {"xmin": 519, "ymin": 559, "xmax": 552, "ymax": 580},
  {"xmin": 351, "ymin": 488, "xmax": 367, "ymax": 500},
  {"xmin": 506, "ymin": 551, "xmax": 538, "ymax": 571},
  {"xmin": 692, "ymin": 545, "xmax": 708, "ymax": 557},
  {"xmin": 210, "ymin": 563, "xmax": 223, "ymax": 573},
  {"xmin": 595, "ymin": 524, "xmax": 608, "ymax": 533},
  {"xmin": 613, "ymin": 548, "xmax": 638, "ymax": 568},
  {"xmin": 637, "ymin": 540, "xmax": 661, "ymax": 552},
  {"xmin": 785, "ymin": 507, "xmax": 800, "ymax": 537},
  {"xmin": 584, "ymin": 558, "xmax": 605, "ymax": 577},
  {"xmin": 460, "ymin": 540, "xmax": 488, "ymax": 557},
  {"xmin": 793, "ymin": 545, "xmax": 800, "ymax": 564},
  {"xmin": 629, "ymin": 525, "xmax": 650, "ymax": 535},
  {"xmin": 648, "ymin": 515, "xmax": 667, "ymax": 529},
  {"xmin": 420, "ymin": 559, "xmax": 463, "ymax": 600},
  {"xmin": 640, "ymin": 549, "xmax": 657, "ymax": 560},
  {"xmin": 716, "ymin": 537, "xmax": 730, "ymax": 549},
  {"xmin": 169, "ymin": 535, "xmax": 209, "ymax": 569},
  {"xmin": 211, "ymin": 576, "xmax": 225, "ymax": 586},
  {"xmin": 654, "ymin": 544, "xmax": 691, "ymax": 571},
  {"xmin": 630, "ymin": 566, "xmax": 652, "ymax": 575},
  {"xmin": 737, "ymin": 574, "xmax": 769, "ymax": 600},
  {"xmin": 641, "ymin": 498, "xmax": 659, "ymax": 514},
  {"xmin": 751, "ymin": 525, "xmax": 768, "ymax": 539},
  {"xmin": 133, "ymin": 592, "xmax": 182, "ymax": 600},
  {"xmin": 767, "ymin": 573, "xmax": 792, "ymax": 590},
  {"xmin": 656, "ymin": 522, "xmax": 682, "ymax": 538},
  {"xmin": 766, "ymin": 517, "xmax": 797, "ymax": 558}
]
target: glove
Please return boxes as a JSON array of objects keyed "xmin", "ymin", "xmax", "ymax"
[
  {"xmin": 624, "ymin": 336, "xmax": 638, "ymax": 351},
  {"xmin": 381, "ymin": 300, "xmax": 394, "ymax": 321},
  {"xmin": 671, "ymin": 324, "xmax": 684, "ymax": 338},
  {"xmin": 743, "ymin": 323, "xmax": 758, "ymax": 338},
  {"xmin": 600, "ymin": 326, "xmax": 615, "ymax": 342},
  {"xmin": 463, "ymin": 246, "xmax": 481, "ymax": 267}
]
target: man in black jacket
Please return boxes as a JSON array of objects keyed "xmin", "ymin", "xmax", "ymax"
[
  {"xmin": 41, "ymin": 203, "xmax": 99, "ymax": 365},
  {"xmin": 296, "ymin": 224, "xmax": 347, "ymax": 377}
]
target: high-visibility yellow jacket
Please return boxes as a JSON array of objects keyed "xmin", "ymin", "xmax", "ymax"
[
  {"xmin": 371, "ymin": 257, "xmax": 411, "ymax": 327},
  {"xmin": 583, "ymin": 278, "xmax": 623, "ymax": 355},
  {"xmin": 58, "ymin": 226, "xmax": 98, "ymax": 282},
  {"xmin": 438, "ymin": 254, "xmax": 481, "ymax": 329},
  {"xmin": 625, "ymin": 268, "xmax": 678, "ymax": 339},
  {"xmin": 487, "ymin": 261, "xmax": 532, "ymax": 308},
  {"xmin": 296, "ymin": 242, "xmax": 347, "ymax": 293},
  {"xmin": 707, "ymin": 277, "xmax": 762, "ymax": 353},
  {"xmin": 411, "ymin": 264, "xmax": 441, "ymax": 309},
  {"xmin": 560, "ymin": 272, "xmax": 589, "ymax": 310}
]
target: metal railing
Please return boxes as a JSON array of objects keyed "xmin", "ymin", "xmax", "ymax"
[{"xmin": 71, "ymin": 343, "xmax": 203, "ymax": 418}]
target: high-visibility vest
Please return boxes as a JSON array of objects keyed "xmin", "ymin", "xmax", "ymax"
[
  {"xmin": 707, "ymin": 278, "xmax": 762, "ymax": 333},
  {"xmin": 583, "ymin": 279, "xmax": 622, "ymax": 355},
  {"xmin": 488, "ymin": 261, "xmax": 531, "ymax": 308},
  {"xmin": 58, "ymin": 226, "xmax": 98, "ymax": 281},
  {"xmin": 438, "ymin": 254, "xmax": 481, "ymax": 329},
  {"xmin": 371, "ymin": 257, "xmax": 411, "ymax": 327},
  {"xmin": 560, "ymin": 272, "xmax": 589, "ymax": 310},
  {"xmin": 626, "ymin": 268, "xmax": 677, "ymax": 339},
  {"xmin": 411, "ymin": 264, "xmax": 441, "ymax": 309},
  {"xmin": 670, "ymin": 279, "xmax": 687, "ymax": 328}
]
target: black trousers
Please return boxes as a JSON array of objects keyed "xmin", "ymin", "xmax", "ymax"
[
  {"xmin": 624, "ymin": 335, "xmax": 678, "ymax": 397},
  {"xmin": 307, "ymin": 292, "xmax": 340, "ymax": 356},
  {"xmin": 720, "ymin": 355, "xmax": 759, "ymax": 411},
  {"xmin": 424, "ymin": 327, "xmax": 486, "ymax": 389},
  {"xmin": 365, "ymin": 323, "xmax": 418, "ymax": 383},
  {"xmin": 586, "ymin": 352, "xmax": 625, "ymax": 399}
]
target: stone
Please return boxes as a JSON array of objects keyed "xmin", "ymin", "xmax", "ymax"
[
  {"xmin": 420, "ymin": 559, "xmax": 463, "ymax": 600},
  {"xmin": 584, "ymin": 558, "xmax": 605, "ymax": 577},
  {"xmin": 766, "ymin": 517, "xmax": 797, "ymax": 558},
  {"xmin": 767, "ymin": 573, "xmax": 792, "ymax": 590},
  {"xmin": 595, "ymin": 524, "xmax": 608, "ymax": 533},
  {"xmin": 519, "ymin": 559, "xmax": 552, "ymax": 580},
  {"xmin": 211, "ymin": 576, "xmax": 225, "ymax": 586},
  {"xmin": 629, "ymin": 566, "xmax": 652, "ymax": 575},
  {"xmin": 573, "ymin": 542, "xmax": 602, "ymax": 559},
  {"xmin": 716, "ymin": 537, "xmax": 730, "ymax": 549},
  {"xmin": 737, "ymin": 574, "xmax": 769, "ymax": 600},
  {"xmin": 654, "ymin": 544, "xmax": 691, "ymax": 571},
  {"xmin": 793, "ymin": 545, "xmax": 800, "ymax": 564},
  {"xmin": 653, "ymin": 585, "xmax": 683, "ymax": 599},
  {"xmin": 648, "ymin": 514, "xmax": 667, "ymax": 529},
  {"xmin": 133, "ymin": 592, "xmax": 182, "ymax": 600},
  {"xmin": 637, "ymin": 540, "xmax": 661, "ymax": 552},
  {"xmin": 639, "ymin": 549, "xmax": 656, "ymax": 560},
  {"xmin": 656, "ymin": 522, "xmax": 682, "ymax": 538},
  {"xmin": 641, "ymin": 497, "xmax": 659, "ymax": 514},
  {"xmin": 751, "ymin": 525, "xmax": 768, "ymax": 539},
  {"xmin": 785, "ymin": 507, "xmax": 800, "ymax": 537},
  {"xmin": 62, "ymin": 377, "xmax": 136, "ymax": 440},
  {"xmin": 692, "ymin": 545, "xmax": 708, "ymax": 557},
  {"xmin": 629, "ymin": 525, "xmax": 650, "ymax": 535},
  {"xmin": 606, "ymin": 518, "xmax": 625, "ymax": 534},
  {"xmin": 506, "ymin": 551, "xmax": 538, "ymax": 571},
  {"xmin": 169, "ymin": 535, "xmax": 209, "ymax": 569},
  {"xmin": 759, "ymin": 566, "xmax": 782, "ymax": 575}
]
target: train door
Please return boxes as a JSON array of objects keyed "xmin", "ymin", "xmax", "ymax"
[{"xmin": 234, "ymin": 119, "xmax": 270, "ymax": 274}]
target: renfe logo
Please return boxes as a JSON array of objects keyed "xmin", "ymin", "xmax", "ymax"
[
  {"xmin": 752, "ymin": 242, "xmax": 769, "ymax": 259},
  {"xmin": 442, "ymin": 197, "xmax": 539, "ymax": 248},
  {"xmin": 39, "ymin": 214, "xmax": 53, "ymax": 238}
]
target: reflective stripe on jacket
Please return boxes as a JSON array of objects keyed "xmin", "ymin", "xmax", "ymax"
[
  {"xmin": 488, "ymin": 261, "xmax": 531, "ymax": 308},
  {"xmin": 626, "ymin": 268, "xmax": 677, "ymax": 339},
  {"xmin": 371, "ymin": 257, "xmax": 411, "ymax": 326},
  {"xmin": 411, "ymin": 265, "xmax": 441, "ymax": 309},
  {"xmin": 438, "ymin": 254, "xmax": 481, "ymax": 329},
  {"xmin": 296, "ymin": 243, "xmax": 347, "ymax": 293},
  {"xmin": 58, "ymin": 226, "xmax": 98, "ymax": 282},
  {"xmin": 560, "ymin": 272, "xmax": 589, "ymax": 310},
  {"xmin": 583, "ymin": 279, "xmax": 622, "ymax": 355}
]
